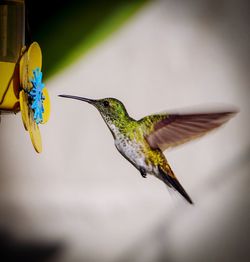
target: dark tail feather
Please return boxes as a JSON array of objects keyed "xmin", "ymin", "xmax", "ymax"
[{"xmin": 158, "ymin": 166, "xmax": 193, "ymax": 204}]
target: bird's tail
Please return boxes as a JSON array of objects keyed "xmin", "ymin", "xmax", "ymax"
[{"xmin": 158, "ymin": 164, "xmax": 193, "ymax": 204}]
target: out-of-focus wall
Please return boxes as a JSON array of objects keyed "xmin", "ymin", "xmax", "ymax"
[{"xmin": 0, "ymin": 1, "xmax": 249, "ymax": 261}]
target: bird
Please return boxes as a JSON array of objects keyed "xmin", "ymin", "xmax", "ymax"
[{"xmin": 59, "ymin": 95, "xmax": 237, "ymax": 204}]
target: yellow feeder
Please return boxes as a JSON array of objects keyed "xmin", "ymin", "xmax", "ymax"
[
  {"xmin": 0, "ymin": 0, "xmax": 23, "ymax": 111},
  {"xmin": 0, "ymin": 0, "xmax": 50, "ymax": 153}
]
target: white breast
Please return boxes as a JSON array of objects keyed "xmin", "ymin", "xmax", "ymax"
[
  {"xmin": 110, "ymin": 124, "xmax": 145, "ymax": 169},
  {"xmin": 115, "ymin": 137, "xmax": 146, "ymax": 168}
]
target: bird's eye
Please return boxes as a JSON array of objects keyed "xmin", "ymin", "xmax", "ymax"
[{"xmin": 103, "ymin": 100, "xmax": 110, "ymax": 107}]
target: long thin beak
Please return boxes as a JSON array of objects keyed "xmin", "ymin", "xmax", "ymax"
[{"xmin": 58, "ymin": 94, "xmax": 95, "ymax": 104}]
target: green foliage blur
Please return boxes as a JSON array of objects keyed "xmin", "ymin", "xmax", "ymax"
[{"xmin": 25, "ymin": 0, "xmax": 148, "ymax": 79}]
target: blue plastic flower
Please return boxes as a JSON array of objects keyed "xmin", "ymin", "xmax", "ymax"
[{"xmin": 28, "ymin": 67, "xmax": 45, "ymax": 124}]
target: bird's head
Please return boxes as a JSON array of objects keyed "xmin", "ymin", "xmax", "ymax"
[{"xmin": 59, "ymin": 95, "xmax": 129, "ymax": 126}]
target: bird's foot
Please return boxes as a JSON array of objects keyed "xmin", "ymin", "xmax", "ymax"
[{"xmin": 139, "ymin": 167, "xmax": 147, "ymax": 178}]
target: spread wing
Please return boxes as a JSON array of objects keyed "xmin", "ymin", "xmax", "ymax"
[{"xmin": 140, "ymin": 110, "xmax": 237, "ymax": 151}]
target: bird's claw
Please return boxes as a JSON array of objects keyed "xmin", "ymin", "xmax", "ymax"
[{"xmin": 140, "ymin": 167, "xmax": 147, "ymax": 178}]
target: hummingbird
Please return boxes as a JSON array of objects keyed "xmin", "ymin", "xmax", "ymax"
[{"xmin": 59, "ymin": 95, "xmax": 237, "ymax": 204}]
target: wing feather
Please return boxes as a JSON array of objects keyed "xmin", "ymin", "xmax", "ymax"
[{"xmin": 141, "ymin": 111, "xmax": 237, "ymax": 151}]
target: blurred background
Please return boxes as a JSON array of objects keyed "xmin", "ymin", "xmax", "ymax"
[{"xmin": 0, "ymin": 0, "xmax": 249, "ymax": 261}]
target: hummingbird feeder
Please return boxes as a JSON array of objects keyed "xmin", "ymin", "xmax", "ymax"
[{"xmin": 0, "ymin": 0, "xmax": 50, "ymax": 153}]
